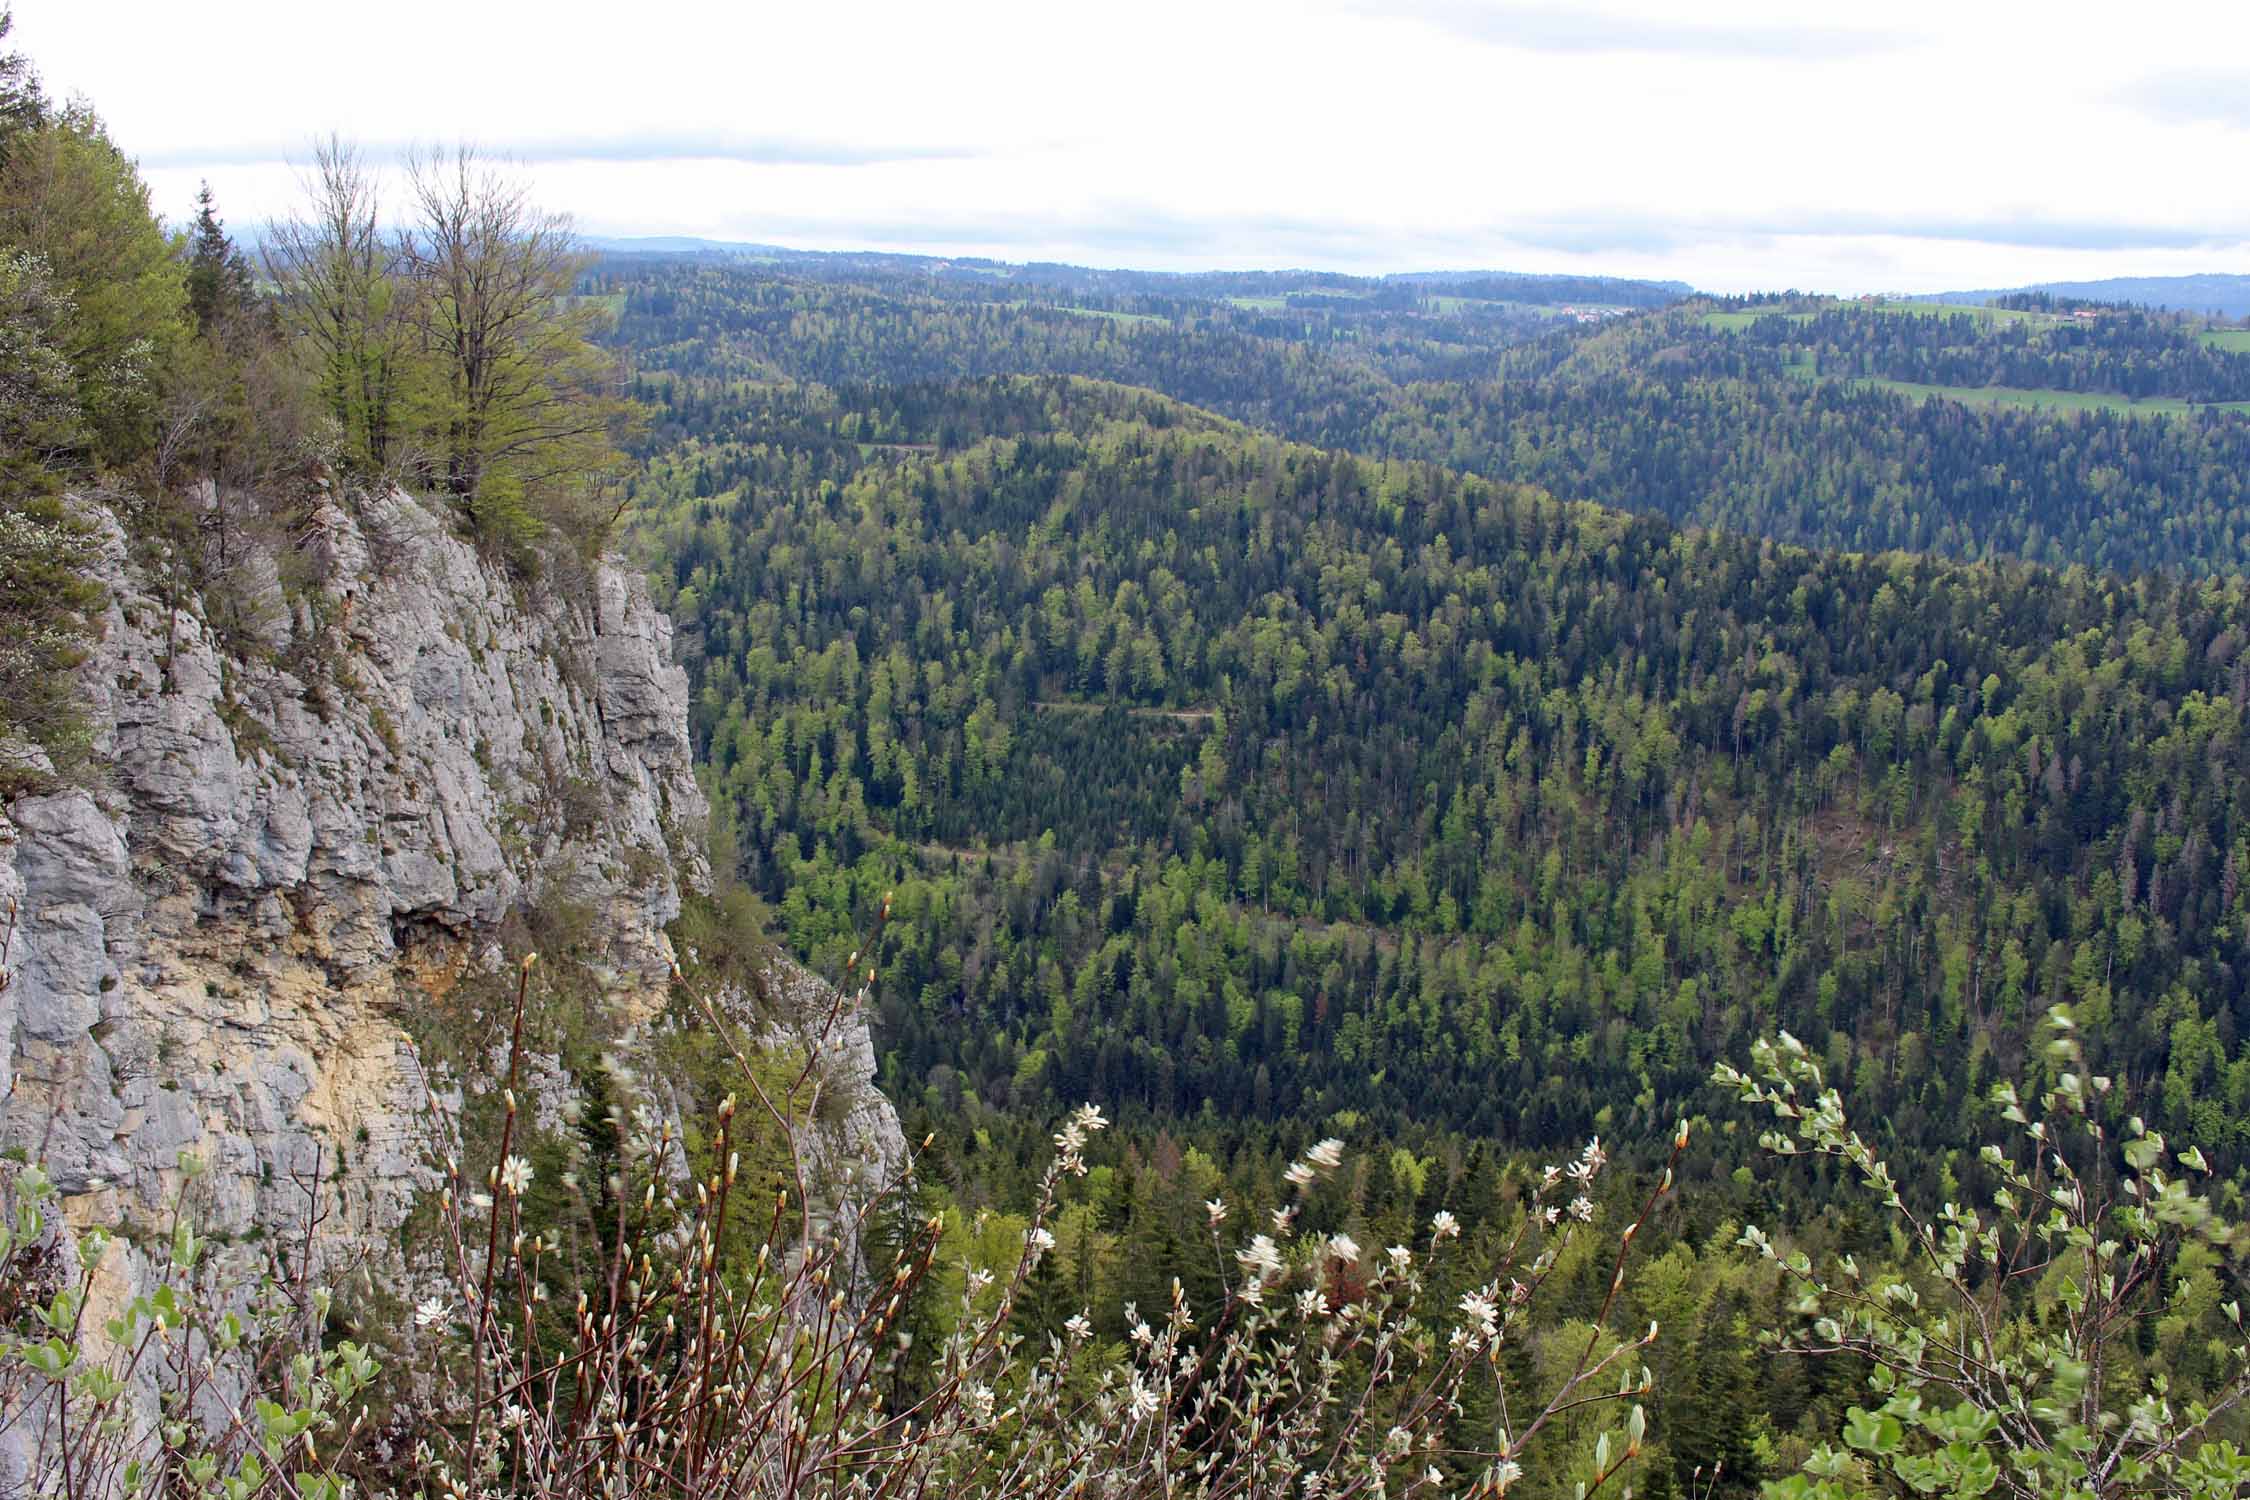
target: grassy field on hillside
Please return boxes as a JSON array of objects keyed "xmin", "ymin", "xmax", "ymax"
[
  {"xmin": 1424, "ymin": 295, "xmax": 1615, "ymax": 318},
  {"xmin": 1764, "ymin": 354, "xmax": 2249, "ymax": 417},
  {"xmin": 1704, "ymin": 299, "xmax": 2066, "ymax": 332},
  {"xmin": 1012, "ymin": 304, "xmax": 1168, "ymax": 326},
  {"xmin": 1877, "ymin": 299, "xmax": 2064, "ymax": 325},
  {"xmin": 1854, "ymin": 377, "xmax": 2250, "ymax": 418},
  {"xmin": 1701, "ymin": 308, "xmax": 1808, "ymax": 331},
  {"xmin": 2200, "ymin": 328, "xmax": 2250, "ymax": 352}
]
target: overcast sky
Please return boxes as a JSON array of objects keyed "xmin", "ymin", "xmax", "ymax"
[{"xmin": 19, "ymin": 0, "xmax": 2250, "ymax": 293}]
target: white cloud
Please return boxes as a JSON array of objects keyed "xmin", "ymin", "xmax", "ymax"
[{"xmin": 20, "ymin": 0, "xmax": 2250, "ymax": 293}]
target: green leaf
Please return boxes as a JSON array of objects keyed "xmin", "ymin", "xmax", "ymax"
[{"xmin": 1843, "ymin": 1407, "xmax": 1904, "ymax": 1456}]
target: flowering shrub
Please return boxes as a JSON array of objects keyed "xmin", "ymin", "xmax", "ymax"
[{"xmin": 0, "ymin": 932, "xmax": 1687, "ymax": 1497}]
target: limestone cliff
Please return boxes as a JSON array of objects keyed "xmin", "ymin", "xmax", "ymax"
[{"xmin": 0, "ymin": 482, "xmax": 902, "ymax": 1307}]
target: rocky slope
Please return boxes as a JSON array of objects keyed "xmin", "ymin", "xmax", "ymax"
[{"xmin": 0, "ymin": 481, "xmax": 902, "ymax": 1334}]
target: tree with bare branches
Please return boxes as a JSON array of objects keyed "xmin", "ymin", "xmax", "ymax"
[
  {"xmin": 262, "ymin": 135, "xmax": 413, "ymax": 477},
  {"xmin": 399, "ymin": 145, "xmax": 636, "ymax": 554}
]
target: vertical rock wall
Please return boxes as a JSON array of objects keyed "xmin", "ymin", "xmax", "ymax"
[{"xmin": 0, "ymin": 483, "xmax": 901, "ymax": 1362}]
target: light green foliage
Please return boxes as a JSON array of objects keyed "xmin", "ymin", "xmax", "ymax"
[
  {"xmin": 0, "ymin": 248, "xmax": 98, "ymax": 773},
  {"xmin": 0, "ymin": 1156, "xmax": 371, "ymax": 1498},
  {"xmin": 0, "ymin": 247, "xmax": 77, "ymax": 467},
  {"xmin": 265, "ymin": 141, "xmax": 640, "ymax": 564},
  {"xmin": 1719, "ymin": 1011, "xmax": 2250, "ymax": 1500},
  {"xmin": 0, "ymin": 103, "xmax": 187, "ymax": 461},
  {"xmin": 397, "ymin": 146, "xmax": 639, "ymax": 559},
  {"xmin": 263, "ymin": 137, "xmax": 414, "ymax": 478}
]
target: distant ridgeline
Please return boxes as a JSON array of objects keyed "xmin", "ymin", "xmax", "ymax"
[
  {"xmin": 586, "ymin": 238, "xmax": 1688, "ymax": 309},
  {"xmin": 602, "ymin": 260, "xmax": 2250, "ymax": 577},
  {"xmin": 1933, "ymin": 272, "xmax": 2250, "ymax": 320},
  {"xmin": 628, "ymin": 375, "xmax": 2250, "ymax": 1206}
]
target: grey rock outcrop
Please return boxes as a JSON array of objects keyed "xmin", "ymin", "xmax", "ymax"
[
  {"xmin": 756, "ymin": 956, "xmax": 912, "ymax": 1229},
  {"xmin": 1, "ymin": 486, "xmax": 701, "ymax": 1243},
  {"xmin": 0, "ymin": 483, "xmax": 901, "ymax": 1381}
]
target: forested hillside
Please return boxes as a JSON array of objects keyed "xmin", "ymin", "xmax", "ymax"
[
  {"xmin": 633, "ymin": 374, "xmax": 2250, "ymax": 1171},
  {"xmin": 621, "ymin": 370, "xmax": 2250, "ymax": 1492},
  {"xmin": 1718, "ymin": 300, "xmax": 2250, "ymax": 400},
  {"xmin": 610, "ymin": 263, "xmax": 2250, "ymax": 575}
]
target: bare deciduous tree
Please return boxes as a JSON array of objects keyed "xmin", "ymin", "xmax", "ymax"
[{"xmin": 263, "ymin": 135, "xmax": 413, "ymax": 476}]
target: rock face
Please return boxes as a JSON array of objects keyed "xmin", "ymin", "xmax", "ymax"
[
  {"xmin": 0, "ymin": 483, "xmax": 901, "ymax": 1352},
  {"xmin": 756, "ymin": 956, "xmax": 912, "ymax": 1242}
]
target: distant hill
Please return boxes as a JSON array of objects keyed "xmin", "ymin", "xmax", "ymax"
[
  {"xmin": 576, "ymin": 234, "xmax": 798, "ymax": 258},
  {"xmin": 576, "ymin": 234, "xmax": 1690, "ymax": 307},
  {"xmin": 1936, "ymin": 273, "xmax": 2250, "ymax": 318}
]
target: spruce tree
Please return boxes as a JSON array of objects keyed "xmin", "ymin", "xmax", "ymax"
[{"xmin": 185, "ymin": 180, "xmax": 251, "ymax": 335}]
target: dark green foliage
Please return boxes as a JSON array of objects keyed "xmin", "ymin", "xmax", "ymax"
[
  {"xmin": 0, "ymin": 7, "xmax": 40, "ymax": 159},
  {"xmin": 184, "ymin": 181, "xmax": 253, "ymax": 336},
  {"xmin": 633, "ymin": 375, "xmax": 2250, "ymax": 1192},
  {"xmin": 626, "ymin": 358, "xmax": 2250, "ymax": 1483},
  {"xmin": 608, "ymin": 264, "xmax": 2250, "ymax": 578}
]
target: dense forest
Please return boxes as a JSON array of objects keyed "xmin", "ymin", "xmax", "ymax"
[
  {"xmin": 619, "ymin": 357, "xmax": 2250, "ymax": 1492},
  {"xmin": 589, "ymin": 246, "xmax": 2250, "ymax": 1488},
  {"xmin": 609, "ymin": 262, "xmax": 2250, "ymax": 575},
  {"xmin": 633, "ymin": 375, "xmax": 2250, "ymax": 1162}
]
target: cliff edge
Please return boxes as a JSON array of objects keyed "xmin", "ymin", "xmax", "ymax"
[{"xmin": 0, "ymin": 481, "xmax": 901, "ymax": 1316}]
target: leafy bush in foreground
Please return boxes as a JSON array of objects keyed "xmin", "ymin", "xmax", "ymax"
[{"xmin": 1721, "ymin": 1009, "xmax": 2250, "ymax": 1500}]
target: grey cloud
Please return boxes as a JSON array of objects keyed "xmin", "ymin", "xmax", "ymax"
[
  {"xmin": 138, "ymin": 133, "xmax": 984, "ymax": 170},
  {"xmin": 658, "ymin": 207, "xmax": 1714, "ymax": 272},
  {"xmin": 1875, "ymin": 220, "xmax": 2234, "ymax": 253},
  {"xmin": 1355, "ymin": 1, "xmax": 1911, "ymax": 59},
  {"xmin": 1491, "ymin": 220, "xmax": 1690, "ymax": 256},
  {"xmin": 718, "ymin": 206, "xmax": 2248, "ymax": 271},
  {"xmin": 1769, "ymin": 213, "xmax": 2236, "ymax": 254},
  {"xmin": 1490, "ymin": 209, "xmax": 2243, "ymax": 257},
  {"xmin": 700, "ymin": 205, "xmax": 1348, "ymax": 255},
  {"xmin": 2114, "ymin": 70, "xmax": 2250, "ymax": 129}
]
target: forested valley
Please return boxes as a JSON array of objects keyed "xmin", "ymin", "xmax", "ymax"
[{"xmin": 604, "ymin": 255, "xmax": 2250, "ymax": 1493}]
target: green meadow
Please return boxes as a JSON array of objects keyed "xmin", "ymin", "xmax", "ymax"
[
  {"xmin": 1704, "ymin": 298, "xmax": 2069, "ymax": 333},
  {"xmin": 1854, "ymin": 377, "xmax": 2250, "ymax": 419}
]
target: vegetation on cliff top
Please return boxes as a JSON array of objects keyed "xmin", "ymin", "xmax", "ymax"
[{"xmin": 0, "ymin": 7, "xmax": 638, "ymax": 773}]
